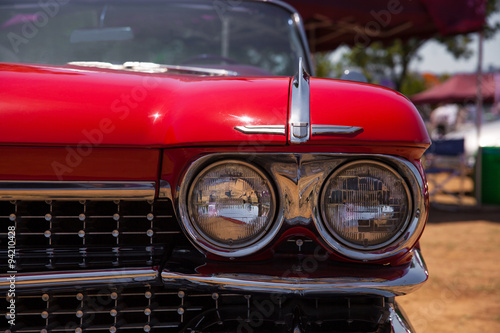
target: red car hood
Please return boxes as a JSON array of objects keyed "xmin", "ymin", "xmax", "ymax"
[
  {"xmin": 0, "ymin": 63, "xmax": 429, "ymax": 149},
  {"xmin": 0, "ymin": 63, "xmax": 290, "ymax": 147},
  {"xmin": 308, "ymin": 78, "xmax": 430, "ymax": 148}
]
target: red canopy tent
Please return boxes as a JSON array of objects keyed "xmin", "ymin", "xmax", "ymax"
[
  {"xmin": 411, "ymin": 72, "xmax": 498, "ymax": 105},
  {"xmin": 285, "ymin": 0, "xmax": 487, "ymax": 52}
]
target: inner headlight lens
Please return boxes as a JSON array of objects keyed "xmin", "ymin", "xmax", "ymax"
[
  {"xmin": 187, "ymin": 161, "xmax": 275, "ymax": 248},
  {"xmin": 321, "ymin": 161, "xmax": 410, "ymax": 250}
]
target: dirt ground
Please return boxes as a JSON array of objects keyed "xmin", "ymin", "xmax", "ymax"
[{"xmin": 398, "ymin": 194, "xmax": 500, "ymax": 332}]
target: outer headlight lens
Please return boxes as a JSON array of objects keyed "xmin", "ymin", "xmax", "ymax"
[
  {"xmin": 187, "ymin": 161, "xmax": 275, "ymax": 249},
  {"xmin": 321, "ymin": 161, "xmax": 410, "ymax": 250}
]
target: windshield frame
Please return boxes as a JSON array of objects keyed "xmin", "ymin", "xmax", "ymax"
[{"xmin": 0, "ymin": 0, "xmax": 314, "ymax": 76}]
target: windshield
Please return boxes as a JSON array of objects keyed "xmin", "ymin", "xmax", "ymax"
[{"xmin": 0, "ymin": 0, "xmax": 307, "ymax": 76}]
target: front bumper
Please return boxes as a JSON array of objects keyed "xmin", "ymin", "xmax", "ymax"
[
  {"xmin": 2, "ymin": 249, "xmax": 427, "ymax": 297},
  {"xmin": 2, "ymin": 250, "xmax": 426, "ymax": 333},
  {"xmin": 162, "ymin": 249, "xmax": 428, "ymax": 298}
]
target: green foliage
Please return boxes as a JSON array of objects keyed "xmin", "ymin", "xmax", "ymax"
[
  {"xmin": 334, "ymin": 38, "xmax": 425, "ymax": 92},
  {"xmin": 435, "ymin": 34, "xmax": 474, "ymax": 59},
  {"xmin": 314, "ymin": 52, "xmax": 335, "ymax": 78},
  {"xmin": 399, "ymin": 72, "xmax": 426, "ymax": 97},
  {"xmin": 485, "ymin": 0, "xmax": 500, "ymax": 38}
]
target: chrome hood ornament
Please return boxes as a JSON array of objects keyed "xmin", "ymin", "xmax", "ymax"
[
  {"xmin": 233, "ymin": 58, "xmax": 363, "ymax": 142},
  {"xmin": 289, "ymin": 57, "xmax": 311, "ymax": 144}
]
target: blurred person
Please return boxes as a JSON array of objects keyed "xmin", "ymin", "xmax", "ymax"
[{"xmin": 430, "ymin": 103, "xmax": 459, "ymax": 138}]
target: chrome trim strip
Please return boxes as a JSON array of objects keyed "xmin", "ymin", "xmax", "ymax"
[
  {"xmin": 158, "ymin": 180, "xmax": 173, "ymax": 201},
  {"xmin": 234, "ymin": 125, "xmax": 363, "ymax": 136},
  {"xmin": 0, "ymin": 268, "xmax": 158, "ymax": 290},
  {"xmin": 161, "ymin": 249, "xmax": 428, "ymax": 297},
  {"xmin": 0, "ymin": 181, "xmax": 156, "ymax": 200},
  {"xmin": 234, "ymin": 125, "xmax": 286, "ymax": 135},
  {"xmin": 234, "ymin": 124, "xmax": 362, "ymax": 137},
  {"xmin": 160, "ymin": 64, "xmax": 238, "ymax": 76},
  {"xmin": 70, "ymin": 61, "xmax": 239, "ymax": 76},
  {"xmin": 311, "ymin": 125, "xmax": 363, "ymax": 135},
  {"xmin": 289, "ymin": 57, "xmax": 311, "ymax": 144}
]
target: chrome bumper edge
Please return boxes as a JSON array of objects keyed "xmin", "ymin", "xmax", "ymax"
[
  {"xmin": 0, "ymin": 267, "xmax": 159, "ymax": 291},
  {"xmin": 388, "ymin": 302, "xmax": 417, "ymax": 333},
  {"xmin": 161, "ymin": 249, "xmax": 428, "ymax": 297}
]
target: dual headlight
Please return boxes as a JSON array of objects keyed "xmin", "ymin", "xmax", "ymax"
[
  {"xmin": 182, "ymin": 158, "xmax": 415, "ymax": 259},
  {"xmin": 187, "ymin": 161, "xmax": 276, "ymax": 250},
  {"xmin": 320, "ymin": 161, "xmax": 410, "ymax": 251}
]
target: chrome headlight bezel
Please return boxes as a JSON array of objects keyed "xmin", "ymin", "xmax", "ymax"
[
  {"xmin": 177, "ymin": 158, "xmax": 280, "ymax": 258},
  {"xmin": 176, "ymin": 153, "xmax": 427, "ymax": 262},
  {"xmin": 319, "ymin": 160, "xmax": 412, "ymax": 251},
  {"xmin": 313, "ymin": 157, "xmax": 425, "ymax": 261}
]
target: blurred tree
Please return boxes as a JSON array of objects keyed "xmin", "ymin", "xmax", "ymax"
[
  {"xmin": 314, "ymin": 52, "xmax": 336, "ymax": 78},
  {"xmin": 338, "ymin": 38, "xmax": 426, "ymax": 93},
  {"xmin": 400, "ymin": 71, "xmax": 427, "ymax": 97},
  {"xmin": 320, "ymin": 0, "xmax": 499, "ymax": 94}
]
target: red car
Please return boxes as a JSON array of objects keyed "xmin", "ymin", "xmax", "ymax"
[{"xmin": 0, "ymin": 1, "xmax": 430, "ymax": 332}]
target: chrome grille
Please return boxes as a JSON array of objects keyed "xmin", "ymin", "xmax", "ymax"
[
  {"xmin": 3, "ymin": 287, "xmax": 247, "ymax": 332},
  {"xmin": 0, "ymin": 199, "xmax": 181, "ymax": 271},
  {"xmin": 2, "ymin": 287, "xmax": 387, "ymax": 333}
]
